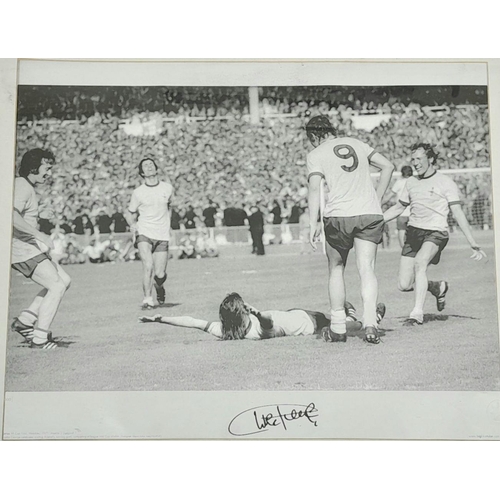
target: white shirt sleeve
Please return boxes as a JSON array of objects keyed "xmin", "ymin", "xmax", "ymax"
[{"xmin": 128, "ymin": 189, "xmax": 139, "ymax": 213}]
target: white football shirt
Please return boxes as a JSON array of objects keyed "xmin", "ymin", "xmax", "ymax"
[
  {"xmin": 11, "ymin": 177, "xmax": 44, "ymax": 264},
  {"xmin": 128, "ymin": 181, "xmax": 173, "ymax": 241},
  {"xmin": 399, "ymin": 171, "xmax": 461, "ymax": 232},
  {"xmin": 307, "ymin": 137, "xmax": 382, "ymax": 217},
  {"xmin": 204, "ymin": 310, "xmax": 315, "ymax": 340}
]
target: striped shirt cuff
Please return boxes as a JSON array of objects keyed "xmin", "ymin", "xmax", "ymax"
[
  {"xmin": 13, "ymin": 207, "xmax": 22, "ymax": 215},
  {"xmin": 399, "ymin": 200, "xmax": 410, "ymax": 207},
  {"xmin": 367, "ymin": 150, "xmax": 377, "ymax": 161},
  {"xmin": 448, "ymin": 201, "xmax": 461, "ymax": 207}
]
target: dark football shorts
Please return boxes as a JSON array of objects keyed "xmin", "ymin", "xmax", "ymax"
[
  {"xmin": 11, "ymin": 252, "xmax": 51, "ymax": 278},
  {"xmin": 397, "ymin": 216, "xmax": 409, "ymax": 231},
  {"xmin": 402, "ymin": 225, "xmax": 449, "ymax": 265},
  {"xmin": 288, "ymin": 309, "xmax": 330, "ymax": 334},
  {"xmin": 323, "ymin": 215, "xmax": 385, "ymax": 263},
  {"xmin": 136, "ymin": 234, "xmax": 169, "ymax": 253}
]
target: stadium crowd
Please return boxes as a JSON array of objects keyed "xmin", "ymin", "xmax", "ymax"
[{"xmin": 15, "ymin": 86, "xmax": 492, "ymax": 266}]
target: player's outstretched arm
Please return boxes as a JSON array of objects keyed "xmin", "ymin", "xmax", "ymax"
[
  {"xmin": 369, "ymin": 152, "xmax": 395, "ymax": 202},
  {"xmin": 450, "ymin": 204, "xmax": 487, "ymax": 261},
  {"xmin": 139, "ymin": 314, "xmax": 209, "ymax": 331},
  {"xmin": 13, "ymin": 211, "xmax": 54, "ymax": 250},
  {"xmin": 383, "ymin": 201, "xmax": 406, "ymax": 223}
]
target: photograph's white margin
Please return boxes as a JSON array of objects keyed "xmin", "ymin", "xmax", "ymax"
[{"xmin": 1, "ymin": 59, "xmax": 500, "ymax": 440}]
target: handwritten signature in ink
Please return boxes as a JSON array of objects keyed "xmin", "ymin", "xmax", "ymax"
[{"xmin": 228, "ymin": 403, "xmax": 318, "ymax": 436}]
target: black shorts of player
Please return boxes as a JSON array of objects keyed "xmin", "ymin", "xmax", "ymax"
[
  {"xmin": 397, "ymin": 216, "xmax": 409, "ymax": 231},
  {"xmin": 402, "ymin": 225, "xmax": 449, "ymax": 265},
  {"xmin": 288, "ymin": 309, "xmax": 330, "ymax": 334},
  {"xmin": 323, "ymin": 215, "xmax": 384, "ymax": 264},
  {"xmin": 11, "ymin": 252, "xmax": 51, "ymax": 278},
  {"xmin": 135, "ymin": 234, "xmax": 169, "ymax": 253}
]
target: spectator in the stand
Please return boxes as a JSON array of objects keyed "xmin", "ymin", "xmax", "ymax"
[
  {"xmin": 203, "ymin": 200, "xmax": 218, "ymax": 228},
  {"xmin": 223, "ymin": 204, "xmax": 247, "ymax": 227},
  {"xmin": 184, "ymin": 205, "xmax": 197, "ymax": 230},
  {"xmin": 39, "ymin": 216, "xmax": 55, "ymax": 235},
  {"xmin": 111, "ymin": 209, "xmax": 129, "ymax": 233},
  {"xmin": 96, "ymin": 207, "xmax": 113, "ymax": 234},
  {"xmin": 288, "ymin": 202, "xmax": 302, "ymax": 224},
  {"xmin": 73, "ymin": 213, "xmax": 94, "ymax": 236},
  {"xmin": 248, "ymin": 205, "xmax": 265, "ymax": 256},
  {"xmin": 271, "ymin": 200, "xmax": 282, "ymax": 225},
  {"xmin": 170, "ymin": 207, "xmax": 181, "ymax": 230}
]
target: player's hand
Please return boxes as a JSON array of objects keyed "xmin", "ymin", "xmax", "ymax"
[
  {"xmin": 470, "ymin": 247, "xmax": 487, "ymax": 262},
  {"xmin": 309, "ymin": 225, "xmax": 322, "ymax": 250},
  {"xmin": 139, "ymin": 314, "xmax": 163, "ymax": 323},
  {"xmin": 244, "ymin": 303, "xmax": 259, "ymax": 316},
  {"xmin": 38, "ymin": 233, "xmax": 54, "ymax": 250}
]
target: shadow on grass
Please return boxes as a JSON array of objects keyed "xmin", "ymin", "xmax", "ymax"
[
  {"xmin": 395, "ymin": 313, "xmax": 480, "ymax": 324},
  {"xmin": 156, "ymin": 303, "xmax": 182, "ymax": 309},
  {"xmin": 15, "ymin": 338, "xmax": 77, "ymax": 349},
  {"xmin": 314, "ymin": 328, "xmax": 394, "ymax": 342}
]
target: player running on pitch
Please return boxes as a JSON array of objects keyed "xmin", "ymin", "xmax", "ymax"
[
  {"xmin": 306, "ymin": 115, "xmax": 395, "ymax": 344},
  {"xmin": 10, "ymin": 149, "xmax": 72, "ymax": 349},
  {"xmin": 139, "ymin": 292, "xmax": 386, "ymax": 341},
  {"xmin": 383, "ymin": 143, "xmax": 487, "ymax": 326},
  {"xmin": 127, "ymin": 158, "xmax": 174, "ymax": 309}
]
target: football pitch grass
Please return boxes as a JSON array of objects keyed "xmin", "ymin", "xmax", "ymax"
[{"xmin": 5, "ymin": 231, "xmax": 500, "ymax": 392}]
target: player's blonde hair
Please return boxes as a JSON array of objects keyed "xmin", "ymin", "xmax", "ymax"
[{"xmin": 219, "ymin": 292, "xmax": 249, "ymax": 340}]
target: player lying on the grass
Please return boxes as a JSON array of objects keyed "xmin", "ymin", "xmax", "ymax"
[
  {"xmin": 383, "ymin": 143, "xmax": 487, "ymax": 326},
  {"xmin": 139, "ymin": 292, "xmax": 386, "ymax": 341}
]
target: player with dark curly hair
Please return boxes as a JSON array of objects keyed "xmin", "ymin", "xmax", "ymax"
[
  {"xmin": 384, "ymin": 143, "xmax": 486, "ymax": 326},
  {"xmin": 11, "ymin": 149, "xmax": 71, "ymax": 349},
  {"xmin": 139, "ymin": 292, "xmax": 386, "ymax": 341}
]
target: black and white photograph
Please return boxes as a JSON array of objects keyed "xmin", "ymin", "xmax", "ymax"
[{"xmin": 1, "ymin": 59, "xmax": 500, "ymax": 440}]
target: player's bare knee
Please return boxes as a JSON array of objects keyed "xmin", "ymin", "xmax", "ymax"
[
  {"xmin": 60, "ymin": 273, "xmax": 72, "ymax": 290},
  {"xmin": 414, "ymin": 256, "xmax": 429, "ymax": 273},
  {"xmin": 48, "ymin": 278, "xmax": 67, "ymax": 296},
  {"xmin": 358, "ymin": 262, "xmax": 376, "ymax": 278},
  {"xmin": 398, "ymin": 280, "xmax": 412, "ymax": 292}
]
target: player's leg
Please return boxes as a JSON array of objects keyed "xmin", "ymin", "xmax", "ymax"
[
  {"xmin": 18, "ymin": 261, "xmax": 71, "ymax": 334},
  {"xmin": 324, "ymin": 242, "xmax": 348, "ymax": 339},
  {"xmin": 398, "ymin": 255, "xmax": 416, "ymax": 292},
  {"xmin": 408, "ymin": 241, "xmax": 440, "ymax": 324},
  {"xmin": 353, "ymin": 237, "xmax": 379, "ymax": 329},
  {"xmin": 398, "ymin": 230, "xmax": 406, "ymax": 248},
  {"xmin": 30, "ymin": 260, "xmax": 70, "ymax": 347},
  {"xmin": 137, "ymin": 240, "xmax": 155, "ymax": 308},
  {"xmin": 152, "ymin": 242, "xmax": 169, "ymax": 306}
]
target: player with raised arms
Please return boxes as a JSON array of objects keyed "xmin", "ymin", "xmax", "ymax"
[
  {"xmin": 383, "ymin": 143, "xmax": 487, "ymax": 326},
  {"xmin": 139, "ymin": 292, "xmax": 386, "ymax": 341},
  {"xmin": 10, "ymin": 149, "xmax": 72, "ymax": 349},
  {"xmin": 306, "ymin": 115, "xmax": 395, "ymax": 344},
  {"xmin": 127, "ymin": 158, "xmax": 174, "ymax": 309}
]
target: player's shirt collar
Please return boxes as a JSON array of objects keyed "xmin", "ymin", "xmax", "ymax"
[
  {"xmin": 417, "ymin": 170, "xmax": 437, "ymax": 181},
  {"xmin": 144, "ymin": 180, "xmax": 160, "ymax": 188},
  {"xmin": 23, "ymin": 176, "xmax": 36, "ymax": 188}
]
